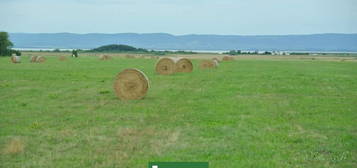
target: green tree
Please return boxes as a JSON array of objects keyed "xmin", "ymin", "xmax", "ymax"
[
  {"xmin": 0, "ymin": 32, "xmax": 14, "ymax": 56},
  {"xmin": 15, "ymin": 50, "xmax": 22, "ymax": 56},
  {"xmin": 53, "ymin": 49, "xmax": 61, "ymax": 52},
  {"xmin": 72, "ymin": 49, "xmax": 78, "ymax": 57}
]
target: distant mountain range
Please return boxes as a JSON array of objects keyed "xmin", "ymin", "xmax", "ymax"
[{"xmin": 9, "ymin": 33, "xmax": 357, "ymax": 52}]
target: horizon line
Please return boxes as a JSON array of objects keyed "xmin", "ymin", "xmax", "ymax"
[{"xmin": 6, "ymin": 32, "xmax": 357, "ymax": 36}]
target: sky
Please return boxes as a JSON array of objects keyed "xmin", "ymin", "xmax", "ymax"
[{"xmin": 0, "ymin": 0, "xmax": 356, "ymax": 35}]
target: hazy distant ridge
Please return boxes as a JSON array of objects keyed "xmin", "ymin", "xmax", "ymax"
[{"xmin": 9, "ymin": 33, "xmax": 357, "ymax": 51}]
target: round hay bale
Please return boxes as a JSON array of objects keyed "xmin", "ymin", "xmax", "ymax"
[
  {"xmin": 155, "ymin": 57, "xmax": 177, "ymax": 75},
  {"xmin": 36, "ymin": 56, "xmax": 46, "ymax": 63},
  {"xmin": 223, "ymin": 56, "xmax": 234, "ymax": 61},
  {"xmin": 213, "ymin": 59, "xmax": 219, "ymax": 67},
  {"xmin": 113, "ymin": 69, "xmax": 149, "ymax": 100},
  {"xmin": 59, "ymin": 56, "xmax": 67, "ymax": 61},
  {"xmin": 212, "ymin": 57, "xmax": 221, "ymax": 63},
  {"xmin": 11, "ymin": 56, "xmax": 21, "ymax": 63},
  {"xmin": 99, "ymin": 55, "xmax": 111, "ymax": 60},
  {"xmin": 200, "ymin": 60, "xmax": 217, "ymax": 69},
  {"xmin": 30, "ymin": 56, "xmax": 38, "ymax": 63},
  {"xmin": 175, "ymin": 58, "xmax": 193, "ymax": 73},
  {"xmin": 125, "ymin": 55, "xmax": 135, "ymax": 59}
]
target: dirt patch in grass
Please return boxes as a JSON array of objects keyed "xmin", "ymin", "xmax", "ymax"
[
  {"xmin": 91, "ymin": 127, "xmax": 182, "ymax": 166},
  {"xmin": 117, "ymin": 127, "xmax": 180, "ymax": 156},
  {"xmin": 2, "ymin": 137, "xmax": 25, "ymax": 155}
]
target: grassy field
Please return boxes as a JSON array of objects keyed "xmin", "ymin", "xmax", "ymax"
[{"xmin": 0, "ymin": 53, "xmax": 356, "ymax": 167}]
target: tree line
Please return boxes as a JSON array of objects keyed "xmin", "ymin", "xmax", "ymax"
[{"xmin": 0, "ymin": 32, "xmax": 21, "ymax": 56}]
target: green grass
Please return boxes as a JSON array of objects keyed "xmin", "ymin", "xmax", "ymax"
[{"xmin": 0, "ymin": 55, "xmax": 356, "ymax": 168}]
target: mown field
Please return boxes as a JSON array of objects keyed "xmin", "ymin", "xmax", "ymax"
[{"xmin": 0, "ymin": 53, "xmax": 356, "ymax": 168}]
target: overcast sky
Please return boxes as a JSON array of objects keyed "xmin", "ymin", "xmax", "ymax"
[{"xmin": 1, "ymin": 0, "xmax": 356, "ymax": 35}]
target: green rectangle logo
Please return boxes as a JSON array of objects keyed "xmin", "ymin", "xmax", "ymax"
[{"xmin": 148, "ymin": 162, "xmax": 209, "ymax": 168}]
